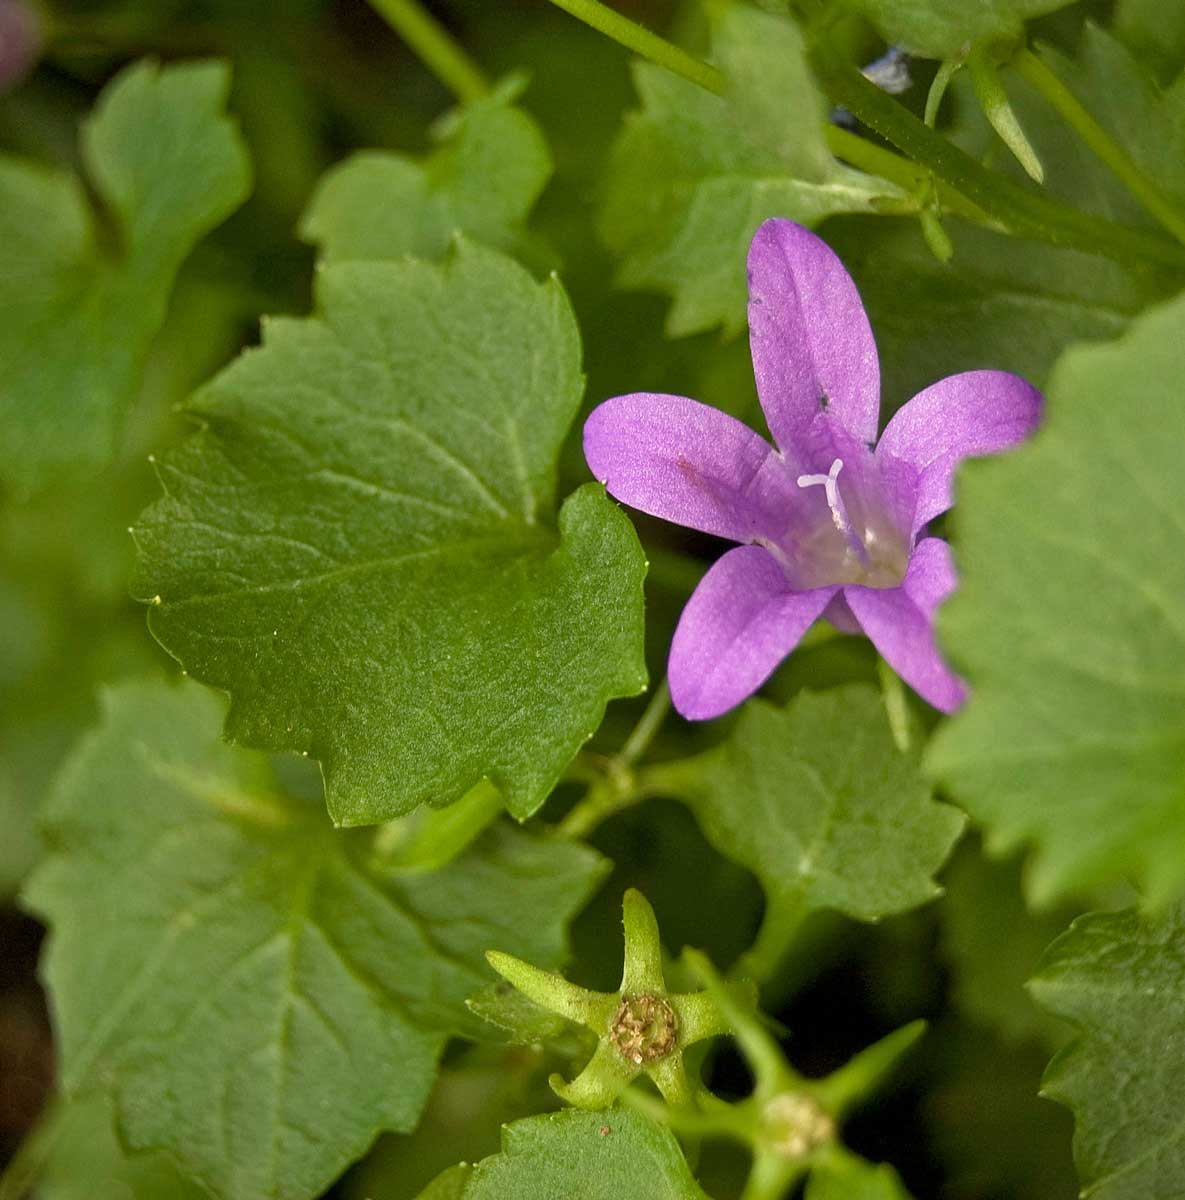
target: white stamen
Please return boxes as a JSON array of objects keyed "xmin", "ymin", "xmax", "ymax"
[{"xmin": 796, "ymin": 458, "xmax": 847, "ymax": 534}]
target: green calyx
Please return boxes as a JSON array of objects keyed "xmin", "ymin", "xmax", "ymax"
[
  {"xmin": 485, "ymin": 889, "xmax": 739, "ymax": 1107},
  {"xmin": 625, "ymin": 950, "xmax": 927, "ymax": 1199}
]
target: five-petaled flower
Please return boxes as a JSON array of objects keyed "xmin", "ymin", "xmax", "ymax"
[{"xmin": 584, "ymin": 218, "xmax": 1042, "ymax": 719}]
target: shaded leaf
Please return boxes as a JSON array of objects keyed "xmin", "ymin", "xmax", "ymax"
[
  {"xmin": 662, "ymin": 687, "xmax": 964, "ymax": 939},
  {"xmin": 0, "ymin": 59, "xmax": 250, "ymax": 494},
  {"xmin": 1031, "ymin": 903, "xmax": 1185, "ymax": 1198},
  {"xmin": 24, "ymin": 678, "xmax": 604, "ymax": 1200},
  {"xmin": 301, "ymin": 81, "xmax": 550, "ymax": 264},
  {"xmin": 466, "ymin": 980, "xmax": 571, "ymax": 1045}
]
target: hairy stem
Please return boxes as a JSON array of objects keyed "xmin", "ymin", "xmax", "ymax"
[
  {"xmin": 1014, "ymin": 46, "xmax": 1185, "ymax": 248},
  {"xmin": 365, "ymin": 0, "xmax": 488, "ymax": 103}
]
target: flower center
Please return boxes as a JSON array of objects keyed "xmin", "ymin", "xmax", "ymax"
[
  {"xmin": 792, "ymin": 457, "xmax": 908, "ymax": 589},
  {"xmin": 759, "ymin": 1092, "xmax": 835, "ymax": 1160}
]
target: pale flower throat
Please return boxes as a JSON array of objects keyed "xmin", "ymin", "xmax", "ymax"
[{"xmin": 792, "ymin": 457, "xmax": 908, "ymax": 589}]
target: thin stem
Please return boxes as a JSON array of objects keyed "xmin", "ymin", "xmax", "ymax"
[
  {"xmin": 365, "ymin": 0, "xmax": 488, "ymax": 104},
  {"xmin": 925, "ymin": 58, "xmax": 963, "ymax": 128},
  {"xmin": 555, "ymin": 680, "xmax": 674, "ymax": 837},
  {"xmin": 877, "ymin": 658, "xmax": 912, "ymax": 753},
  {"xmin": 620, "ymin": 679, "xmax": 672, "ymax": 767},
  {"xmin": 825, "ymin": 126, "xmax": 994, "ymax": 227},
  {"xmin": 554, "ymin": 779, "xmax": 629, "ymax": 840},
  {"xmin": 1014, "ymin": 46, "xmax": 1185, "ymax": 248},
  {"xmin": 542, "ymin": 0, "xmax": 726, "ymax": 95},
  {"xmin": 370, "ymin": 779, "xmax": 502, "ymax": 873},
  {"xmin": 731, "ymin": 895, "xmax": 809, "ymax": 985}
]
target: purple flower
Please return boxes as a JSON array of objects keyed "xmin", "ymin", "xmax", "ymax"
[{"xmin": 584, "ymin": 218, "xmax": 1041, "ymax": 720}]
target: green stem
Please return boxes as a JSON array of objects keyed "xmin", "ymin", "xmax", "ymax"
[
  {"xmin": 731, "ymin": 895, "xmax": 809, "ymax": 985},
  {"xmin": 620, "ymin": 679, "xmax": 672, "ymax": 767},
  {"xmin": 924, "ymin": 58, "xmax": 963, "ymax": 128},
  {"xmin": 556, "ymin": 679, "xmax": 675, "ymax": 837},
  {"xmin": 554, "ymin": 779, "xmax": 629, "ymax": 840},
  {"xmin": 370, "ymin": 779, "xmax": 502, "ymax": 873},
  {"xmin": 1014, "ymin": 46, "xmax": 1185, "ymax": 248},
  {"xmin": 825, "ymin": 126, "xmax": 994, "ymax": 227},
  {"xmin": 877, "ymin": 658, "xmax": 912, "ymax": 753},
  {"xmin": 542, "ymin": 0, "xmax": 726, "ymax": 95},
  {"xmin": 807, "ymin": 39, "xmax": 1185, "ymax": 270},
  {"xmin": 365, "ymin": 0, "xmax": 489, "ymax": 103}
]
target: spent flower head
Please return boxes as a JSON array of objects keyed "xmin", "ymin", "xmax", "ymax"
[{"xmin": 584, "ymin": 218, "xmax": 1042, "ymax": 719}]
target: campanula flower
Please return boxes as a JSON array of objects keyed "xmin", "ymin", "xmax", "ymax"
[{"xmin": 584, "ymin": 218, "xmax": 1041, "ymax": 720}]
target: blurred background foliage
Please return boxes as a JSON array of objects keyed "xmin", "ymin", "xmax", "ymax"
[{"xmin": 2, "ymin": 0, "xmax": 1171, "ymax": 1195}]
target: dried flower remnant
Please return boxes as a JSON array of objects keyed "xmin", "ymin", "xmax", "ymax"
[
  {"xmin": 610, "ymin": 993, "xmax": 678, "ymax": 1065},
  {"xmin": 584, "ymin": 218, "xmax": 1042, "ymax": 719}
]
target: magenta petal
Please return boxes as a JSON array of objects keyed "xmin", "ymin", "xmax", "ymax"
[
  {"xmin": 747, "ymin": 219, "xmax": 880, "ymax": 451},
  {"xmin": 584, "ymin": 393, "xmax": 797, "ymax": 543},
  {"xmin": 844, "ymin": 538, "xmax": 966, "ymax": 713},
  {"xmin": 877, "ymin": 369, "xmax": 1042, "ymax": 536},
  {"xmin": 669, "ymin": 545, "xmax": 838, "ymax": 720}
]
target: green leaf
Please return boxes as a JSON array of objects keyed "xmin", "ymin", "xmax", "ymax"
[
  {"xmin": 132, "ymin": 240, "xmax": 647, "ymax": 824},
  {"xmin": 1030, "ymin": 903, "xmax": 1185, "ymax": 1198},
  {"xmin": 926, "ymin": 292, "xmax": 1185, "ymax": 907},
  {"xmin": 807, "ymin": 1148, "xmax": 914, "ymax": 1200},
  {"xmin": 600, "ymin": 7, "xmax": 901, "ymax": 337},
  {"xmin": 1113, "ymin": 0, "xmax": 1185, "ymax": 81},
  {"xmin": 837, "ymin": 0, "xmax": 1076, "ymax": 59},
  {"xmin": 665, "ymin": 687, "xmax": 962, "ymax": 926},
  {"xmin": 23, "ymin": 678, "xmax": 605, "ymax": 1200},
  {"xmin": 939, "ymin": 840, "xmax": 1074, "ymax": 1046},
  {"xmin": 464, "ymin": 1108, "xmax": 710, "ymax": 1200},
  {"xmin": 300, "ymin": 81, "xmax": 550, "ymax": 264},
  {"xmin": 416, "ymin": 1166, "xmax": 473, "ymax": 1200},
  {"xmin": 466, "ymin": 980, "xmax": 572, "ymax": 1044},
  {"xmin": 0, "ymin": 59, "xmax": 250, "ymax": 495},
  {"xmin": 35, "ymin": 1094, "xmax": 207, "ymax": 1200}
]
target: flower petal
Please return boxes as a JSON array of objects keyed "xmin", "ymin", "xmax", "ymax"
[
  {"xmin": 877, "ymin": 369, "xmax": 1042, "ymax": 537},
  {"xmin": 584, "ymin": 393, "xmax": 797, "ymax": 543},
  {"xmin": 747, "ymin": 218, "xmax": 880, "ymax": 451},
  {"xmin": 669, "ymin": 545, "xmax": 838, "ymax": 720},
  {"xmin": 844, "ymin": 537, "xmax": 966, "ymax": 713}
]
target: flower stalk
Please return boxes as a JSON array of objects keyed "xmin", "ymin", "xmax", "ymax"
[{"xmin": 365, "ymin": 0, "xmax": 489, "ymax": 103}]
